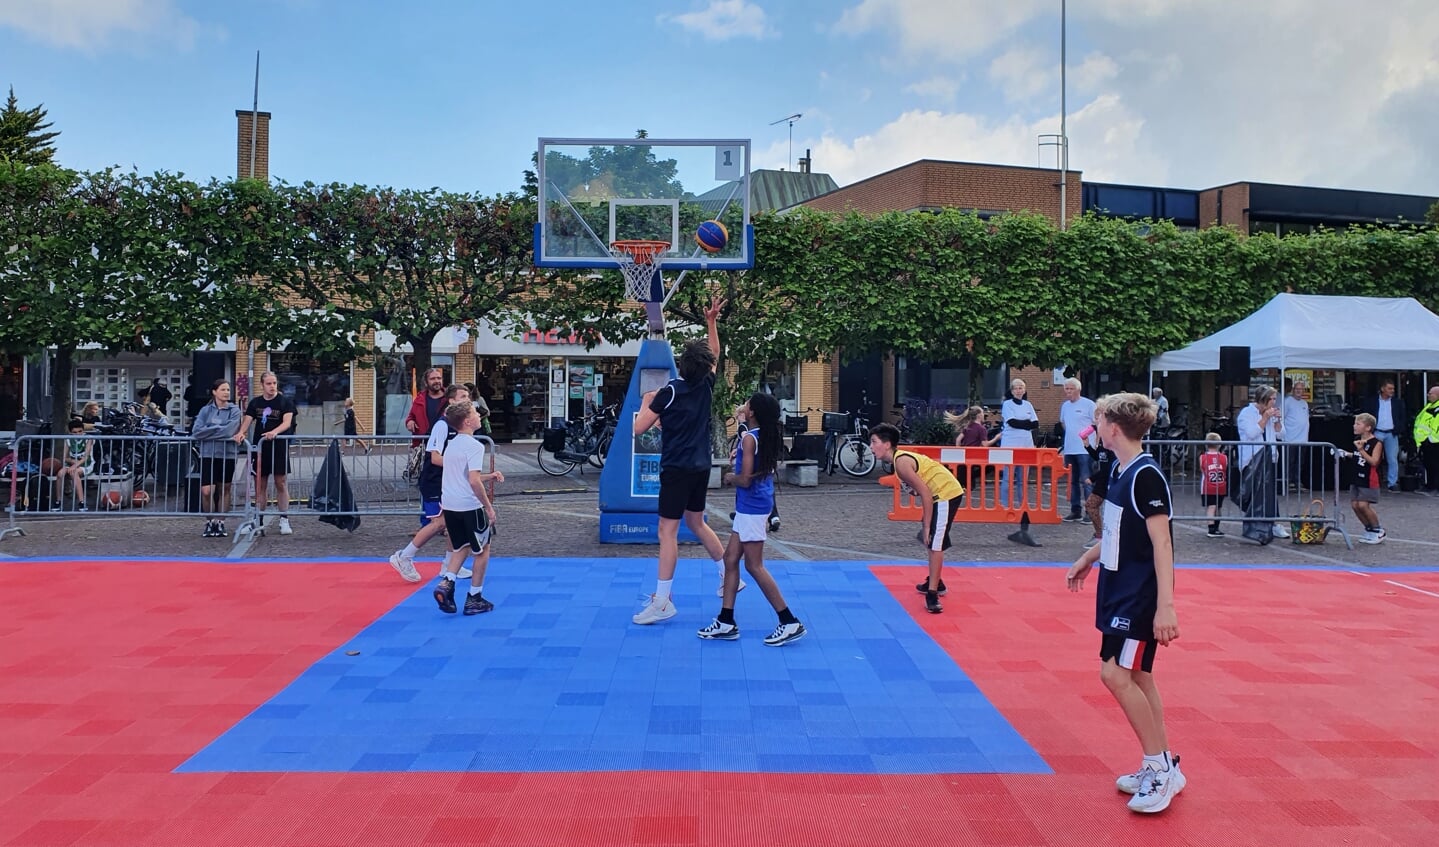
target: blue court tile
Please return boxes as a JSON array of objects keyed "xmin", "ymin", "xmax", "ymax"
[{"xmin": 177, "ymin": 558, "xmax": 1049, "ymax": 775}]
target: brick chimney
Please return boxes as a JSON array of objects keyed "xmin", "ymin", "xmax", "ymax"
[{"xmin": 235, "ymin": 109, "xmax": 271, "ymax": 180}]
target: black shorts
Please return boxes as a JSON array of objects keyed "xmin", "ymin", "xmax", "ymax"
[
  {"xmin": 1200, "ymin": 493, "xmax": 1224, "ymax": 508},
  {"xmin": 1100, "ymin": 634, "xmax": 1157, "ymax": 673},
  {"xmin": 253, "ymin": 439, "xmax": 290, "ymax": 477},
  {"xmin": 919, "ymin": 494, "xmax": 964, "ymax": 552},
  {"xmin": 198, "ymin": 457, "xmax": 236, "ymax": 487},
  {"xmin": 657, "ymin": 467, "xmax": 711, "ymax": 520},
  {"xmin": 443, "ymin": 507, "xmax": 493, "ymax": 553}
]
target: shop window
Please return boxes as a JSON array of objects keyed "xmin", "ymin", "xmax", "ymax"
[
  {"xmin": 74, "ymin": 367, "xmax": 130, "ymax": 409},
  {"xmin": 374, "ymin": 354, "xmax": 453, "ymax": 435},
  {"xmin": 270, "ymin": 351, "xmax": 353, "ymax": 436},
  {"xmin": 0, "ymin": 355, "xmax": 23, "ymax": 430},
  {"xmin": 896, "ymin": 355, "xmax": 1007, "ymax": 410},
  {"xmin": 760, "ymin": 360, "xmax": 799, "ymax": 414}
]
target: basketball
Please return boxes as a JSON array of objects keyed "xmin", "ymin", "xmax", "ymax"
[
  {"xmin": 40, "ymin": 457, "xmax": 61, "ymax": 476},
  {"xmin": 132, "ymin": 490, "xmax": 151, "ymax": 508},
  {"xmin": 102, "ymin": 490, "xmax": 124, "ymax": 510},
  {"xmin": 695, "ymin": 220, "xmax": 728, "ymax": 253}
]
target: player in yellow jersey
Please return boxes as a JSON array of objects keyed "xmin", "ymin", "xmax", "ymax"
[{"xmin": 869, "ymin": 423, "xmax": 964, "ymax": 614}]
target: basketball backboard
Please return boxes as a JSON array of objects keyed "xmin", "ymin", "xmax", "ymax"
[{"xmin": 534, "ymin": 138, "xmax": 752, "ymax": 271}]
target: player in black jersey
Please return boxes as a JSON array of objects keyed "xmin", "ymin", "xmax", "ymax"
[{"xmin": 1066, "ymin": 392, "xmax": 1185, "ymax": 814}]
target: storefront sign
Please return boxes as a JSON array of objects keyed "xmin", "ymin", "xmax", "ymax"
[{"xmin": 520, "ymin": 328, "xmax": 587, "ymax": 345}]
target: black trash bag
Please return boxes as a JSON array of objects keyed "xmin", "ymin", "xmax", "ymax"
[
  {"xmin": 311, "ymin": 439, "xmax": 361, "ymax": 532},
  {"xmin": 1239, "ymin": 449, "xmax": 1276, "ymax": 544}
]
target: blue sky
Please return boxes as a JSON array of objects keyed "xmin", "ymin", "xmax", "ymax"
[{"xmin": 4, "ymin": 0, "xmax": 1438, "ymax": 198}]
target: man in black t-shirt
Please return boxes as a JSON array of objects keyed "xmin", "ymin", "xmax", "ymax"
[
  {"xmin": 145, "ymin": 379, "xmax": 173, "ymax": 417},
  {"xmin": 629, "ymin": 297, "xmax": 729, "ymax": 626},
  {"xmin": 1066, "ymin": 392, "xmax": 1185, "ymax": 815},
  {"xmin": 243, "ymin": 371, "xmax": 297, "ymax": 536}
]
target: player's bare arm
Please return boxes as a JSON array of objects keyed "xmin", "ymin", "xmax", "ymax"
[
  {"xmin": 1066, "ymin": 544, "xmax": 1100, "ymax": 591},
  {"xmin": 1147, "ymin": 512, "xmax": 1179, "ymax": 645}
]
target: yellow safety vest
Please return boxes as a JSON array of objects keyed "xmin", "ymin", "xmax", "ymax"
[{"xmin": 1415, "ymin": 402, "xmax": 1439, "ymax": 445}]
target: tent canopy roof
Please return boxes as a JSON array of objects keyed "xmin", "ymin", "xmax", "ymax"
[{"xmin": 1150, "ymin": 293, "xmax": 1439, "ymax": 372}]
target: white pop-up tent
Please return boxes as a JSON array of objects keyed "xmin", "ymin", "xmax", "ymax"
[{"xmin": 1150, "ymin": 293, "xmax": 1439, "ymax": 375}]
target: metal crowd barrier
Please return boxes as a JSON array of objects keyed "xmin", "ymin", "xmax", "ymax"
[
  {"xmin": 1142, "ymin": 438, "xmax": 1354, "ymax": 549},
  {"xmin": 2, "ymin": 432, "xmax": 496, "ymax": 542}
]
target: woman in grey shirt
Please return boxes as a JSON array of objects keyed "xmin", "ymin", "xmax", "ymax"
[{"xmin": 190, "ymin": 379, "xmax": 245, "ymax": 538}]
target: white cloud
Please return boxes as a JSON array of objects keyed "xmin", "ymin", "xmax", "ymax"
[
  {"xmin": 988, "ymin": 47, "xmax": 1053, "ymax": 102},
  {"xmin": 768, "ymin": 91, "xmax": 1164, "ymax": 188},
  {"xmin": 904, "ymin": 75, "xmax": 964, "ymax": 103},
  {"xmin": 659, "ymin": 0, "xmax": 773, "ymax": 41},
  {"xmin": 829, "ymin": 0, "xmax": 1439, "ymax": 194},
  {"xmin": 0, "ymin": 0, "xmax": 205, "ymax": 51},
  {"xmin": 835, "ymin": 0, "xmax": 1046, "ymax": 60}
]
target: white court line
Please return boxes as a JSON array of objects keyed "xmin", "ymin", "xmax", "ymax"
[
  {"xmin": 704, "ymin": 504, "xmax": 810, "ymax": 562},
  {"xmin": 1377, "ymin": 537, "xmax": 1439, "ymax": 548},
  {"xmin": 1384, "ymin": 579, "xmax": 1439, "ymax": 599}
]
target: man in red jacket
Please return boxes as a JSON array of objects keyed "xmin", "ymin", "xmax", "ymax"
[{"xmin": 405, "ymin": 368, "xmax": 447, "ymax": 444}]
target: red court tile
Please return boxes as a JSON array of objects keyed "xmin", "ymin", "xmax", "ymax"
[{"xmin": 0, "ymin": 559, "xmax": 1434, "ymax": 846}]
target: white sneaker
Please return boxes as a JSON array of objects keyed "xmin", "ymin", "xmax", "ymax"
[
  {"xmin": 1361, "ymin": 528, "xmax": 1386, "ymax": 544},
  {"xmin": 278, "ymin": 517, "xmax": 293, "ymax": 535},
  {"xmin": 1117, "ymin": 755, "xmax": 1185, "ymax": 795},
  {"xmin": 457, "ymin": 566, "xmax": 474, "ymax": 579},
  {"xmin": 715, "ymin": 579, "xmax": 747, "ymax": 597},
  {"xmin": 1357, "ymin": 530, "xmax": 1377, "ymax": 544},
  {"xmin": 632, "ymin": 594, "xmax": 677, "ymax": 625},
  {"xmin": 388, "ymin": 552, "xmax": 421, "ymax": 583},
  {"xmin": 1271, "ymin": 523, "xmax": 1290, "ymax": 539},
  {"xmin": 1126, "ymin": 763, "xmax": 1184, "ymax": 813},
  {"xmin": 696, "ymin": 619, "xmax": 740, "ymax": 640},
  {"xmin": 763, "ymin": 621, "xmax": 806, "ymax": 646}
]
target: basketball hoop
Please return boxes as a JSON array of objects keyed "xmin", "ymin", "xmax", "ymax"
[{"xmin": 611, "ymin": 239, "xmax": 669, "ymax": 302}]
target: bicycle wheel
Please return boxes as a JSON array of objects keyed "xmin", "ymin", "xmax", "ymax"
[
  {"xmin": 537, "ymin": 443, "xmax": 578, "ymax": 476},
  {"xmin": 401, "ymin": 445, "xmax": 424, "ymax": 482},
  {"xmin": 837, "ymin": 438, "xmax": 877, "ymax": 477},
  {"xmin": 588, "ymin": 434, "xmax": 612, "ymax": 469}
]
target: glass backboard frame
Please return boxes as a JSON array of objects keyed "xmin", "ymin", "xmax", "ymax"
[{"xmin": 534, "ymin": 137, "xmax": 753, "ymax": 271}]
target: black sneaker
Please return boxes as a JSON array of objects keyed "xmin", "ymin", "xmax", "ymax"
[
  {"xmin": 1063, "ymin": 512, "xmax": 1085, "ymax": 523},
  {"xmin": 203, "ymin": 520, "xmax": 216, "ymax": 538},
  {"xmin": 216, "ymin": 521, "xmax": 227, "ymax": 538},
  {"xmin": 915, "ymin": 579, "xmax": 948, "ymax": 596},
  {"xmin": 1206, "ymin": 528, "xmax": 1225, "ymax": 538},
  {"xmin": 433, "ymin": 578, "xmax": 457, "ymax": 613},
  {"xmin": 925, "ymin": 590, "xmax": 943, "ymax": 614},
  {"xmin": 463, "ymin": 592, "xmax": 494, "ymax": 615}
]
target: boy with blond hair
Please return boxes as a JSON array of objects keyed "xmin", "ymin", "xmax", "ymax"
[{"xmin": 1066, "ymin": 392, "xmax": 1184, "ymax": 814}]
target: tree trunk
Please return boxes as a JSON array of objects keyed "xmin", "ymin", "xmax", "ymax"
[
  {"xmin": 49, "ymin": 345, "xmax": 76, "ymax": 435},
  {"xmin": 408, "ymin": 336, "xmax": 433, "ymax": 391},
  {"xmin": 969, "ymin": 360, "xmax": 985, "ymax": 406}
]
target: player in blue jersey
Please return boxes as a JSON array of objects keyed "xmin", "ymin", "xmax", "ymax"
[
  {"xmin": 697, "ymin": 392, "xmax": 805, "ymax": 646},
  {"xmin": 1065, "ymin": 392, "xmax": 1185, "ymax": 814}
]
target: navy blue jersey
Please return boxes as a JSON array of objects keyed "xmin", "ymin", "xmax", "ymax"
[
  {"xmin": 649, "ymin": 372, "xmax": 715, "ymax": 471},
  {"xmin": 1095, "ymin": 454, "xmax": 1172, "ymax": 641}
]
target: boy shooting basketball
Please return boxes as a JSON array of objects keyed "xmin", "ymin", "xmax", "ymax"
[{"xmin": 1065, "ymin": 392, "xmax": 1185, "ymax": 814}]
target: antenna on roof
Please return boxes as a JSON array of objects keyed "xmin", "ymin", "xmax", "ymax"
[{"xmin": 770, "ymin": 113, "xmax": 802, "ymax": 171}]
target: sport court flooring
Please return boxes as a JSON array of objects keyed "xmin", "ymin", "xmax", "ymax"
[{"xmin": 0, "ymin": 556, "xmax": 1434, "ymax": 846}]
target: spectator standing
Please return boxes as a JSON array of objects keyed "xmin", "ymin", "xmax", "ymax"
[
  {"xmin": 998, "ymin": 379, "xmax": 1039, "ymax": 508},
  {"xmin": 243, "ymin": 371, "xmax": 297, "ymax": 536},
  {"xmin": 1281, "ymin": 380, "xmax": 1311, "ymax": 491},
  {"xmin": 1361, "ymin": 379, "xmax": 1407, "ymax": 491},
  {"xmin": 1413, "ymin": 386, "xmax": 1439, "ymax": 494},
  {"xmin": 1198, "ymin": 433, "xmax": 1229, "ymax": 537},
  {"xmin": 405, "ymin": 368, "xmax": 447, "ymax": 444},
  {"xmin": 191, "ymin": 379, "xmax": 244, "ymax": 538},
  {"xmin": 1060, "ymin": 378, "xmax": 1097, "ymax": 522},
  {"xmin": 1151, "ymin": 388, "xmax": 1170, "ymax": 429},
  {"xmin": 1236, "ymin": 385, "xmax": 1287, "ymax": 544}
]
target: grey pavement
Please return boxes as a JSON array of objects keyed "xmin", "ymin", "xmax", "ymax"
[{"xmin": 4, "ymin": 443, "xmax": 1438, "ymax": 570}]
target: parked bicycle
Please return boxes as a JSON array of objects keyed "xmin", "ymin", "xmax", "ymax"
[
  {"xmin": 537, "ymin": 403, "xmax": 618, "ymax": 476},
  {"xmin": 819, "ymin": 408, "xmax": 877, "ymax": 477},
  {"xmin": 91, "ymin": 401, "xmax": 182, "ymax": 482}
]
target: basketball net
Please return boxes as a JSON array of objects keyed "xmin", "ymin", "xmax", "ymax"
[{"xmin": 611, "ymin": 240, "xmax": 670, "ymax": 334}]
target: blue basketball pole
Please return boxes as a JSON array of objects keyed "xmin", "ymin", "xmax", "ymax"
[{"xmin": 597, "ymin": 266, "xmax": 699, "ymax": 543}]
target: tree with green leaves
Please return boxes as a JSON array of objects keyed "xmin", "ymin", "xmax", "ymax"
[
  {"xmin": 0, "ymin": 165, "xmax": 297, "ymax": 432},
  {"xmin": 268, "ymin": 182, "xmax": 538, "ymax": 377},
  {"xmin": 1427, "ymin": 200, "xmax": 1438, "ymax": 226},
  {"xmin": 0, "ymin": 87, "xmax": 60, "ymax": 166}
]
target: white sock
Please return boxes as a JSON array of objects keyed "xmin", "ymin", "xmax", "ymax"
[
  {"xmin": 402, "ymin": 543, "xmax": 420, "ymax": 558},
  {"xmin": 468, "ymin": 585, "xmax": 483, "ymax": 596},
  {"xmin": 1143, "ymin": 752, "xmax": 1169, "ymax": 772},
  {"xmin": 656, "ymin": 579, "xmax": 674, "ymax": 601},
  {"xmin": 715, "ymin": 559, "xmax": 725, "ymax": 579},
  {"xmin": 441, "ymin": 572, "xmax": 456, "ymax": 582}
]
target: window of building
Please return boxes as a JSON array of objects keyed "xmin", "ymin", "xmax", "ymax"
[
  {"xmin": 1, "ymin": 354, "xmax": 26, "ymax": 430},
  {"xmin": 374, "ymin": 354, "xmax": 453, "ymax": 435},
  {"xmin": 895, "ymin": 355, "xmax": 1008, "ymax": 410},
  {"xmin": 759, "ymin": 360, "xmax": 800, "ymax": 414},
  {"xmin": 269, "ymin": 351, "xmax": 353, "ymax": 436}
]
